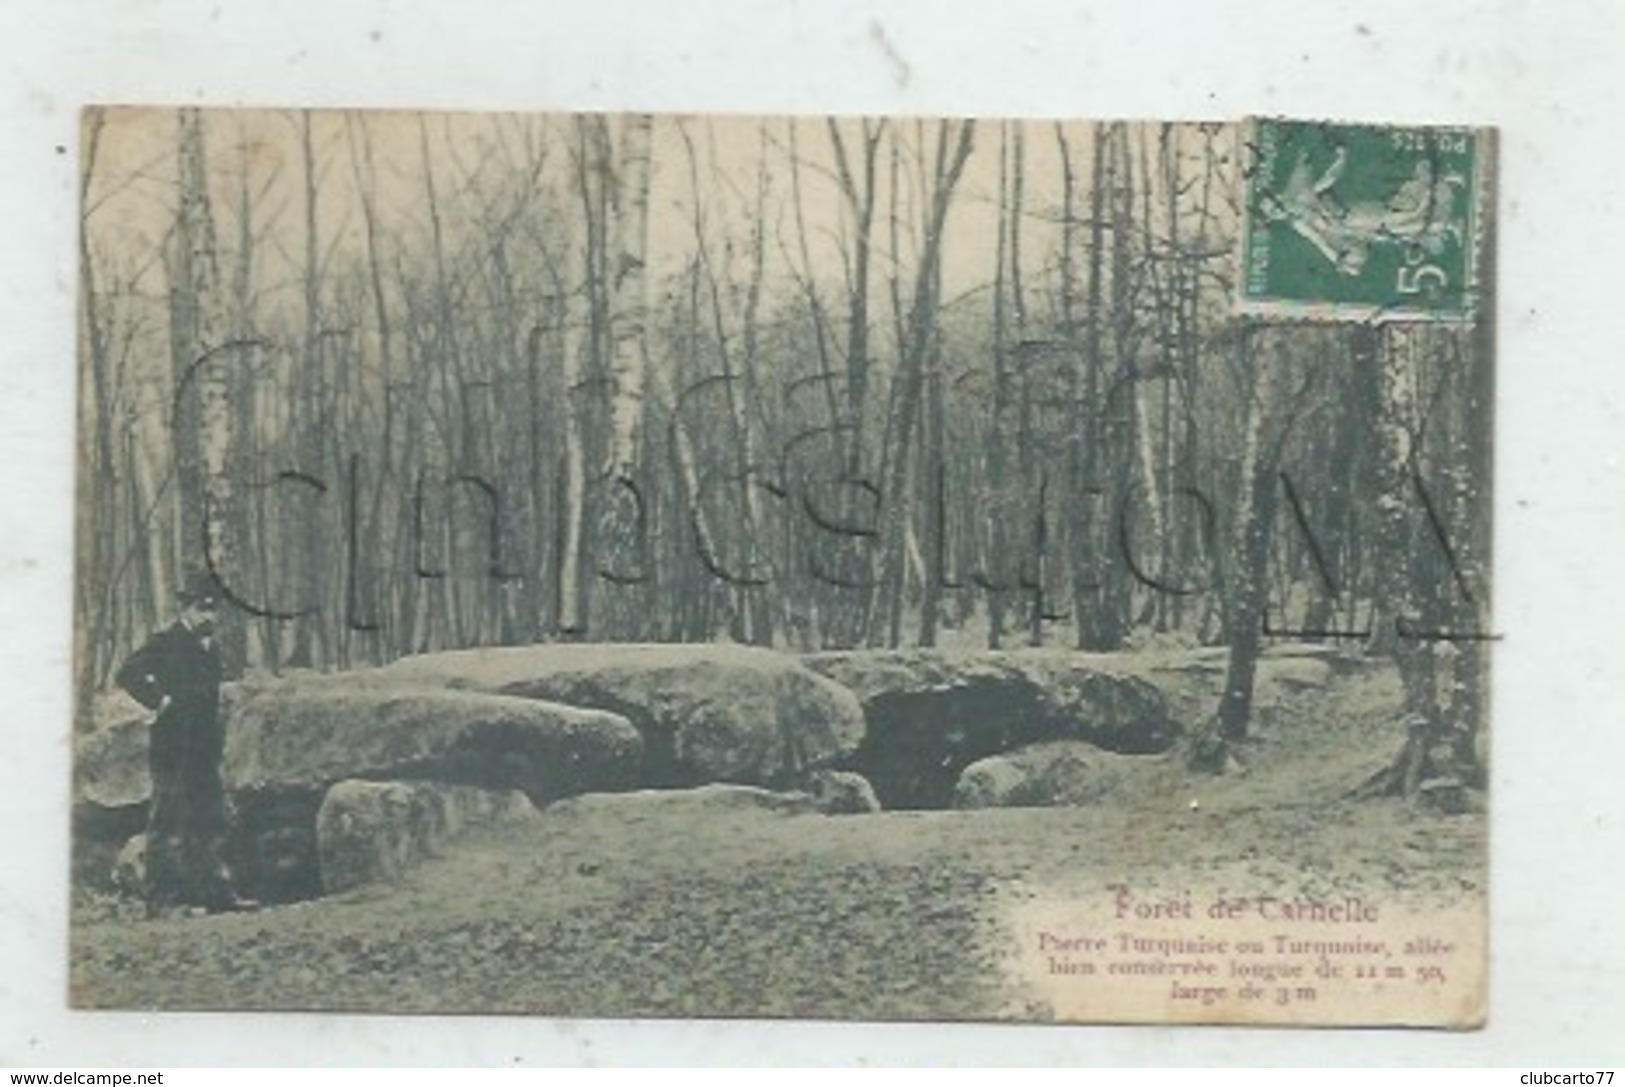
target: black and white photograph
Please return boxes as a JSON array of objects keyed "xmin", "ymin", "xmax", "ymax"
[{"xmin": 64, "ymin": 107, "xmax": 1497, "ymax": 1025}]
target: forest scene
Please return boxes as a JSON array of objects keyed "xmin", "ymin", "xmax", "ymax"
[{"xmin": 70, "ymin": 108, "xmax": 1493, "ymax": 1023}]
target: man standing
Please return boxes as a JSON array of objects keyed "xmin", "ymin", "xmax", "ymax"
[{"xmin": 115, "ymin": 570, "xmax": 256, "ymax": 917}]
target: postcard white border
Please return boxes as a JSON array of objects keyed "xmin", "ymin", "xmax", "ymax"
[{"xmin": 4, "ymin": 0, "xmax": 1624, "ymax": 1066}]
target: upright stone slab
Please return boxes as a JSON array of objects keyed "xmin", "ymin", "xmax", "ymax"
[
  {"xmin": 954, "ymin": 741, "xmax": 1151, "ymax": 810},
  {"xmin": 316, "ymin": 779, "xmax": 539, "ymax": 895}
]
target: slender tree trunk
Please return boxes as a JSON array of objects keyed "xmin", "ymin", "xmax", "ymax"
[
  {"xmin": 559, "ymin": 116, "xmax": 611, "ymax": 636},
  {"xmin": 1127, "ymin": 126, "xmax": 1168, "ymax": 630},
  {"xmin": 1356, "ymin": 324, "xmax": 1445, "ymax": 796},
  {"xmin": 1215, "ymin": 324, "xmax": 1273, "ymax": 744},
  {"xmin": 1102, "ymin": 124, "xmax": 1137, "ymax": 648},
  {"xmin": 230, "ymin": 122, "xmax": 272, "ymax": 673},
  {"xmin": 1074, "ymin": 123, "xmax": 1111, "ymax": 649},
  {"xmin": 76, "ymin": 107, "xmax": 114, "ymax": 725},
  {"xmin": 171, "ymin": 108, "xmax": 245, "ymax": 675},
  {"xmin": 735, "ymin": 122, "xmax": 775, "ymax": 643},
  {"xmin": 919, "ymin": 325, "xmax": 946, "ymax": 647},
  {"xmin": 825, "ymin": 119, "xmax": 887, "ymax": 647},
  {"xmin": 607, "ymin": 115, "xmax": 652, "ymax": 474},
  {"xmin": 1359, "ymin": 272, "xmax": 1492, "ymax": 802},
  {"xmin": 1196, "ymin": 325, "xmax": 1313, "ymax": 769},
  {"xmin": 827, "ymin": 118, "xmax": 884, "ymax": 476},
  {"xmin": 869, "ymin": 120, "xmax": 976, "ymax": 647},
  {"xmin": 347, "ymin": 112, "xmax": 403, "ymax": 655},
  {"xmin": 986, "ymin": 122, "xmax": 1015, "ymax": 649}
]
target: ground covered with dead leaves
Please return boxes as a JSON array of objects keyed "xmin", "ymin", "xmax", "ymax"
[{"xmin": 70, "ymin": 662, "xmax": 1485, "ymax": 1020}]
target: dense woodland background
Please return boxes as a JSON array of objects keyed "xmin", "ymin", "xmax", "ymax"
[{"xmin": 74, "ymin": 109, "xmax": 1492, "ymax": 789}]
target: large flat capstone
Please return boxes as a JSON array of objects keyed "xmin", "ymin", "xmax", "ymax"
[
  {"xmin": 75, "ymin": 678, "xmax": 642, "ymax": 811},
  {"xmin": 73, "ymin": 677, "xmax": 642, "ymax": 902},
  {"xmin": 802, "ymin": 649, "xmax": 1176, "ymax": 808},
  {"xmin": 377, "ymin": 643, "xmax": 867, "ymax": 788}
]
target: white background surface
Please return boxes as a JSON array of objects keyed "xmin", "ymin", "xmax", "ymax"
[{"xmin": 2, "ymin": 0, "xmax": 1622, "ymax": 1066}]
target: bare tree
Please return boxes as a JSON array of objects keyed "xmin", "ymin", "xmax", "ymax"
[
  {"xmin": 607, "ymin": 115, "xmax": 653, "ymax": 474},
  {"xmin": 75, "ymin": 107, "xmax": 115, "ymax": 726},
  {"xmin": 169, "ymin": 108, "xmax": 246, "ymax": 674},
  {"xmin": 868, "ymin": 119, "xmax": 976, "ymax": 646}
]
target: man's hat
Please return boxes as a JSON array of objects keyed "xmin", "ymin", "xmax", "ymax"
[{"xmin": 178, "ymin": 569, "xmax": 220, "ymax": 607}]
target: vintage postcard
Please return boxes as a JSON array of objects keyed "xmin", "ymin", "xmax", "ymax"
[{"xmin": 70, "ymin": 108, "xmax": 1492, "ymax": 1025}]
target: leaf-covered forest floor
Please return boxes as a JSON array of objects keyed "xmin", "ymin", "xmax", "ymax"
[{"xmin": 68, "ymin": 659, "xmax": 1486, "ymax": 1020}]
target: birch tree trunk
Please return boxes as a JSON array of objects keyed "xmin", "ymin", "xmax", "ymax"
[
  {"xmin": 1214, "ymin": 323, "xmax": 1275, "ymax": 746},
  {"xmin": 171, "ymin": 107, "xmax": 245, "ymax": 675},
  {"xmin": 1356, "ymin": 314, "xmax": 1487, "ymax": 801},
  {"xmin": 1363, "ymin": 324, "xmax": 1438, "ymax": 792},
  {"xmin": 607, "ymin": 114, "xmax": 652, "ymax": 475}
]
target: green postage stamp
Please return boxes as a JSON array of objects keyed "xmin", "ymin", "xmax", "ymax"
[{"xmin": 1240, "ymin": 117, "xmax": 1488, "ymax": 321}]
